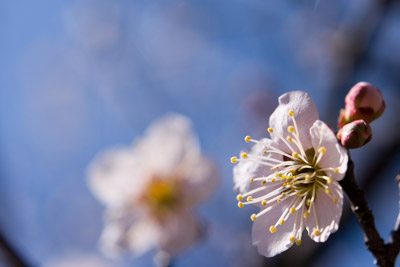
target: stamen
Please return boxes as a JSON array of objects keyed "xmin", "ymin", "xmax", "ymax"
[
  {"xmin": 238, "ymin": 202, "xmax": 244, "ymax": 208},
  {"xmin": 268, "ymin": 128, "xmax": 274, "ymax": 133},
  {"xmin": 288, "ymin": 110, "xmax": 295, "ymax": 117},
  {"xmin": 288, "ymin": 126, "xmax": 295, "ymax": 133},
  {"xmin": 261, "ymin": 200, "xmax": 267, "ymax": 205},
  {"xmin": 230, "ymin": 157, "xmax": 237, "ymax": 163},
  {"xmin": 289, "ymin": 236, "xmax": 295, "ymax": 242},
  {"xmin": 244, "ymin": 136, "xmax": 251, "ymax": 143},
  {"xmin": 241, "ymin": 152, "xmax": 248, "ymax": 158},
  {"xmin": 246, "ymin": 196, "xmax": 253, "ymax": 202},
  {"xmin": 314, "ymin": 229, "xmax": 321, "ymax": 236},
  {"xmin": 269, "ymin": 225, "xmax": 277, "ymax": 233},
  {"xmin": 296, "ymin": 239, "xmax": 301, "ymax": 246},
  {"xmin": 236, "ymin": 194, "xmax": 243, "ymax": 201},
  {"xmin": 251, "ymin": 214, "xmax": 257, "ymax": 221}
]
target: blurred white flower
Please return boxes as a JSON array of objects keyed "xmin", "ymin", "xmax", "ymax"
[
  {"xmin": 232, "ymin": 91, "xmax": 348, "ymax": 257},
  {"xmin": 88, "ymin": 113, "xmax": 217, "ymax": 258}
]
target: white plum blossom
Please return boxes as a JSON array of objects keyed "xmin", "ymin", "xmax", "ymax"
[
  {"xmin": 232, "ymin": 91, "xmax": 348, "ymax": 257},
  {"xmin": 88, "ymin": 113, "xmax": 217, "ymax": 258}
]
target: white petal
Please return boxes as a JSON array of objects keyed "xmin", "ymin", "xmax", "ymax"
[
  {"xmin": 252, "ymin": 197, "xmax": 300, "ymax": 257},
  {"xmin": 233, "ymin": 138, "xmax": 278, "ymax": 194},
  {"xmin": 136, "ymin": 113, "xmax": 201, "ymax": 177},
  {"xmin": 183, "ymin": 157, "xmax": 218, "ymax": 204},
  {"xmin": 269, "ymin": 91, "xmax": 319, "ymax": 151},
  {"xmin": 126, "ymin": 218, "xmax": 160, "ymax": 256},
  {"xmin": 87, "ymin": 147, "xmax": 147, "ymax": 208},
  {"xmin": 310, "ymin": 120, "xmax": 348, "ymax": 181},
  {"xmin": 98, "ymin": 209, "xmax": 143, "ymax": 257},
  {"xmin": 158, "ymin": 211, "xmax": 201, "ymax": 255},
  {"xmin": 305, "ymin": 181, "xmax": 343, "ymax": 242}
]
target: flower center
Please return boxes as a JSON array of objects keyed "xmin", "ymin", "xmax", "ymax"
[
  {"xmin": 232, "ymin": 110, "xmax": 340, "ymax": 245},
  {"xmin": 140, "ymin": 177, "xmax": 182, "ymax": 220}
]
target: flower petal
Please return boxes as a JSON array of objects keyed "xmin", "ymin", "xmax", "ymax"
[
  {"xmin": 233, "ymin": 138, "xmax": 278, "ymax": 194},
  {"xmin": 252, "ymin": 197, "xmax": 300, "ymax": 257},
  {"xmin": 98, "ymin": 209, "xmax": 146, "ymax": 257},
  {"xmin": 126, "ymin": 217, "xmax": 160, "ymax": 256},
  {"xmin": 269, "ymin": 91, "xmax": 319, "ymax": 151},
  {"xmin": 183, "ymin": 157, "xmax": 218, "ymax": 204},
  {"xmin": 158, "ymin": 210, "xmax": 201, "ymax": 255},
  {"xmin": 87, "ymin": 147, "xmax": 147, "ymax": 208},
  {"xmin": 137, "ymin": 113, "xmax": 201, "ymax": 177},
  {"xmin": 310, "ymin": 120, "xmax": 348, "ymax": 181},
  {"xmin": 305, "ymin": 181, "xmax": 343, "ymax": 242}
]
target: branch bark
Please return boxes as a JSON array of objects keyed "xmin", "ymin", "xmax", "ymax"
[{"xmin": 339, "ymin": 158, "xmax": 400, "ymax": 266}]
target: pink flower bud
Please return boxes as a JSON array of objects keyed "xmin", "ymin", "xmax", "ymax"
[
  {"xmin": 338, "ymin": 82, "xmax": 385, "ymax": 127},
  {"xmin": 337, "ymin": 119, "xmax": 372, "ymax": 149}
]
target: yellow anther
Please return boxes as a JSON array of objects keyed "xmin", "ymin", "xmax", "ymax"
[
  {"xmin": 230, "ymin": 157, "xmax": 237, "ymax": 163},
  {"xmin": 327, "ymin": 176, "xmax": 332, "ymax": 184},
  {"xmin": 249, "ymin": 178, "xmax": 254, "ymax": 182},
  {"xmin": 319, "ymin": 147, "xmax": 326, "ymax": 154},
  {"xmin": 333, "ymin": 198, "xmax": 338, "ymax": 204},
  {"xmin": 289, "ymin": 169, "xmax": 295, "ymax": 174},
  {"xmin": 267, "ymin": 128, "xmax": 274, "ymax": 133},
  {"xmin": 283, "ymin": 182, "xmax": 287, "ymax": 187},
  {"xmin": 292, "ymin": 152, "xmax": 298, "ymax": 159},
  {"xmin": 304, "ymin": 211, "xmax": 310, "ymax": 218},
  {"xmin": 246, "ymin": 196, "xmax": 252, "ymax": 202},
  {"xmin": 241, "ymin": 152, "xmax": 248, "ymax": 158},
  {"xmin": 288, "ymin": 126, "xmax": 295, "ymax": 133},
  {"xmin": 296, "ymin": 192, "xmax": 300, "ymax": 196},
  {"xmin": 314, "ymin": 229, "xmax": 321, "ymax": 236},
  {"xmin": 251, "ymin": 214, "xmax": 257, "ymax": 221},
  {"xmin": 305, "ymin": 175, "xmax": 311, "ymax": 182},
  {"xmin": 269, "ymin": 226, "xmax": 277, "ymax": 233},
  {"xmin": 334, "ymin": 168, "xmax": 339, "ymax": 174},
  {"xmin": 261, "ymin": 180, "xmax": 266, "ymax": 185},
  {"xmin": 271, "ymin": 178, "xmax": 275, "ymax": 183},
  {"xmin": 306, "ymin": 199, "xmax": 311, "ymax": 206},
  {"xmin": 296, "ymin": 239, "xmax": 301, "ymax": 246},
  {"xmin": 325, "ymin": 188, "xmax": 331, "ymax": 194},
  {"xmin": 261, "ymin": 200, "xmax": 267, "ymax": 206},
  {"xmin": 289, "ymin": 236, "xmax": 295, "ymax": 242},
  {"xmin": 288, "ymin": 110, "xmax": 295, "ymax": 117},
  {"xmin": 244, "ymin": 136, "xmax": 251, "ymax": 143},
  {"xmin": 277, "ymin": 198, "xmax": 282, "ymax": 203},
  {"xmin": 290, "ymin": 207, "xmax": 296, "ymax": 214},
  {"xmin": 237, "ymin": 202, "xmax": 244, "ymax": 208},
  {"xmin": 279, "ymin": 219, "xmax": 285, "ymax": 225},
  {"xmin": 287, "ymin": 136, "xmax": 292, "ymax": 142},
  {"xmin": 263, "ymin": 150, "xmax": 268, "ymax": 154},
  {"xmin": 236, "ymin": 194, "xmax": 243, "ymax": 201},
  {"xmin": 281, "ymin": 192, "xmax": 286, "ymax": 197}
]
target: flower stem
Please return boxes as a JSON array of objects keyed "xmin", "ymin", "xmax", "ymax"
[{"xmin": 339, "ymin": 157, "xmax": 400, "ymax": 267}]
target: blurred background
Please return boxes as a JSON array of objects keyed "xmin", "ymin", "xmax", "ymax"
[{"xmin": 1, "ymin": 0, "xmax": 400, "ymax": 266}]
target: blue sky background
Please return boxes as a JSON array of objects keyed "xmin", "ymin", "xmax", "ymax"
[{"xmin": 1, "ymin": 0, "xmax": 400, "ymax": 266}]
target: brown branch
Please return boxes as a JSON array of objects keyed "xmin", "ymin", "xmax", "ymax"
[
  {"xmin": 339, "ymin": 158, "xmax": 400, "ymax": 267},
  {"xmin": 387, "ymin": 172, "xmax": 400, "ymax": 264},
  {"xmin": 0, "ymin": 231, "xmax": 30, "ymax": 267}
]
